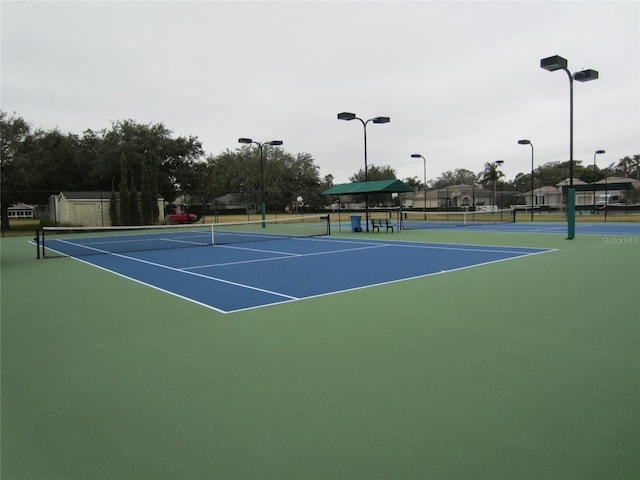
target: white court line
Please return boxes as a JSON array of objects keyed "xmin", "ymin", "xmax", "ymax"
[
  {"xmin": 183, "ymin": 240, "xmax": 546, "ymax": 270},
  {"xmin": 106, "ymin": 252, "xmax": 299, "ymax": 300},
  {"xmin": 68, "ymin": 256, "xmax": 233, "ymax": 314},
  {"xmin": 388, "ymin": 243, "xmax": 546, "ymax": 255},
  {"xmin": 525, "ymin": 225, "xmax": 569, "ymax": 232},
  {"xmin": 183, "ymin": 243, "xmax": 390, "ymax": 270},
  {"xmin": 227, "ymin": 248, "xmax": 556, "ymax": 314},
  {"xmin": 55, "ymin": 238, "xmax": 112, "ymax": 255},
  {"xmin": 216, "ymin": 244, "xmax": 301, "ymax": 256}
]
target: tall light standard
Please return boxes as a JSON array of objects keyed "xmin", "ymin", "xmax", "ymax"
[
  {"xmin": 518, "ymin": 139, "xmax": 535, "ymax": 221},
  {"xmin": 238, "ymin": 137, "xmax": 283, "ymax": 228},
  {"xmin": 593, "ymin": 149, "xmax": 605, "ymax": 208},
  {"xmin": 338, "ymin": 112, "xmax": 390, "ymax": 232},
  {"xmin": 411, "ymin": 154, "xmax": 427, "ymax": 219},
  {"xmin": 540, "ymin": 54, "xmax": 599, "ymax": 239}
]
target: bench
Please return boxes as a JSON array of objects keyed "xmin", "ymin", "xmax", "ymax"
[{"xmin": 371, "ymin": 218, "xmax": 394, "ymax": 233}]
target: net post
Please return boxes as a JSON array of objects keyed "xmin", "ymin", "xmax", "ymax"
[{"xmin": 35, "ymin": 228, "xmax": 40, "ymax": 259}]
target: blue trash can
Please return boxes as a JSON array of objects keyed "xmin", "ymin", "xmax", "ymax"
[{"xmin": 350, "ymin": 215, "xmax": 362, "ymax": 232}]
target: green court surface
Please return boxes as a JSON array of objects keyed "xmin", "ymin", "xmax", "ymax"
[{"xmin": 1, "ymin": 229, "xmax": 638, "ymax": 479}]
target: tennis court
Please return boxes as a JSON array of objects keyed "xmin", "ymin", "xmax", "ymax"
[
  {"xmin": 2, "ymin": 221, "xmax": 639, "ymax": 480},
  {"xmin": 39, "ymin": 229, "xmax": 553, "ymax": 313}
]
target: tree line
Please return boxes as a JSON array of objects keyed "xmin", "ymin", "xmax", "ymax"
[
  {"xmin": 414, "ymin": 156, "xmax": 640, "ymax": 193},
  {"xmin": 2, "ymin": 110, "xmax": 638, "ymax": 230},
  {"xmin": 1, "ymin": 111, "xmax": 331, "ymax": 230}
]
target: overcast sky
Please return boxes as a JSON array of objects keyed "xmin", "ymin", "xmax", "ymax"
[{"xmin": 2, "ymin": 0, "xmax": 639, "ymax": 185}]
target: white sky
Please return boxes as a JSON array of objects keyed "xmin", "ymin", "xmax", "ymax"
[{"xmin": 2, "ymin": 0, "xmax": 639, "ymax": 185}]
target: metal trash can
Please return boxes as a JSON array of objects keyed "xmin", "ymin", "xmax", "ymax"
[{"xmin": 350, "ymin": 215, "xmax": 362, "ymax": 232}]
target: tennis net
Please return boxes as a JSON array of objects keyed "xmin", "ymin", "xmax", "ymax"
[
  {"xmin": 399, "ymin": 209, "xmax": 515, "ymax": 230},
  {"xmin": 38, "ymin": 214, "xmax": 330, "ymax": 258}
]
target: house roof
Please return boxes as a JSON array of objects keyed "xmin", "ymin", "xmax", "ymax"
[
  {"xmin": 556, "ymin": 178, "xmax": 588, "ymax": 187},
  {"xmin": 59, "ymin": 191, "xmax": 106, "ymax": 200},
  {"xmin": 594, "ymin": 177, "xmax": 640, "ymax": 187},
  {"xmin": 8, "ymin": 202, "xmax": 35, "ymax": 209},
  {"xmin": 54, "ymin": 191, "xmax": 163, "ymax": 200},
  {"xmin": 322, "ymin": 179, "xmax": 414, "ymax": 195}
]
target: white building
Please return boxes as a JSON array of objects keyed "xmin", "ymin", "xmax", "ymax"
[
  {"xmin": 49, "ymin": 192, "xmax": 164, "ymax": 227},
  {"xmin": 7, "ymin": 202, "xmax": 36, "ymax": 219}
]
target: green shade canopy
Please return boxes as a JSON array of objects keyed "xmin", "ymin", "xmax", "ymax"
[{"xmin": 322, "ymin": 179, "xmax": 414, "ymax": 195}]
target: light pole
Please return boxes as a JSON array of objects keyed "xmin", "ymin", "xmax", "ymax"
[
  {"xmin": 593, "ymin": 149, "xmax": 605, "ymax": 208},
  {"xmin": 238, "ymin": 137, "xmax": 283, "ymax": 228},
  {"xmin": 411, "ymin": 154, "xmax": 427, "ymax": 219},
  {"xmin": 540, "ymin": 55, "xmax": 598, "ymax": 239},
  {"xmin": 518, "ymin": 139, "xmax": 535, "ymax": 221},
  {"xmin": 338, "ymin": 112, "xmax": 390, "ymax": 232}
]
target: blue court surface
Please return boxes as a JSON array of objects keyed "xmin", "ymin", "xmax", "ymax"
[
  {"xmin": 494, "ymin": 221, "xmax": 640, "ymax": 235},
  {"xmin": 337, "ymin": 220, "xmax": 640, "ymax": 235},
  {"xmin": 61, "ymin": 237, "xmax": 554, "ymax": 313}
]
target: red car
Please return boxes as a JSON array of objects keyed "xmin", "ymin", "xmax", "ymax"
[{"xmin": 165, "ymin": 207, "xmax": 198, "ymax": 224}]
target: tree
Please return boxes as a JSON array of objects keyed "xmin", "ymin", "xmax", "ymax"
[
  {"xmin": 613, "ymin": 155, "xmax": 640, "ymax": 180},
  {"xmin": 129, "ymin": 173, "xmax": 140, "ymax": 225},
  {"xmin": 100, "ymin": 120, "xmax": 204, "ymax": 202},
  {"xmin": 403, "ymin": 176, "xmax": 422, "ymax": 191},
  {"xmin": 267, "ymin": 151, "xmax": 323, "ymax": 211},
  {"xmin": 119, "ymin": 153, "xmax": 131, "ymax": 225},
  {"xmin": 478, "ymin": 162, "xmax": 505, "ymax": 207},
  {"xmin": 348, "ymin": 164, "xmax": 397, "ymax": 207},
  {"xmin": 150, "ymin": 152, "xmax": 160, "ymax": 223},
  {"xmin": 109, "ymin": 177, "xmax": 120, "ymax": 226},
  {"xmin": 580, "ymin": 164, "xmax": 605, "ymax": 184},
  {"xmin": 202, "ymin": 147, "xmax": 326, "ymax": 212},
  {"xmin": 205, "ymin": 147, "xmax": 260, "ymax": 210},
  {"xmin": 140, "ymin": 155, "xmax": 154, "ymax": 224},
  {"xmin": 0, "ymin": 111, "xmax": 31, "ymax": 231},
  {"xmin": 349, "ymin": 164, "xmax": 396, "ymax": 182},
  {"xmin": 431, "ymin": 169, "xmax": 478, "ymax": 189},
  {"xmin": 323, "ymin": 174, "xmax": 334, "ymax": 188}
]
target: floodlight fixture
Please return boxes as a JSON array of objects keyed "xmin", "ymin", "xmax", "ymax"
[
  {"xmin": 540, "ymin": 55, "xmax": 568, "ymax": 72},
  {"xmin": 574, "ymin": 69, "xmax": 599, "ymax": 82},
  {"xmin": 238, "ymin": 137, "xmax": 253, "ymax": 144},
  {"xmin": 337, "ymin": 112, "xmax": 356, "ymax": 121},
  {"xmin": 372, "ymin": 116, "xmax": 390, "ymax": 124}
]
